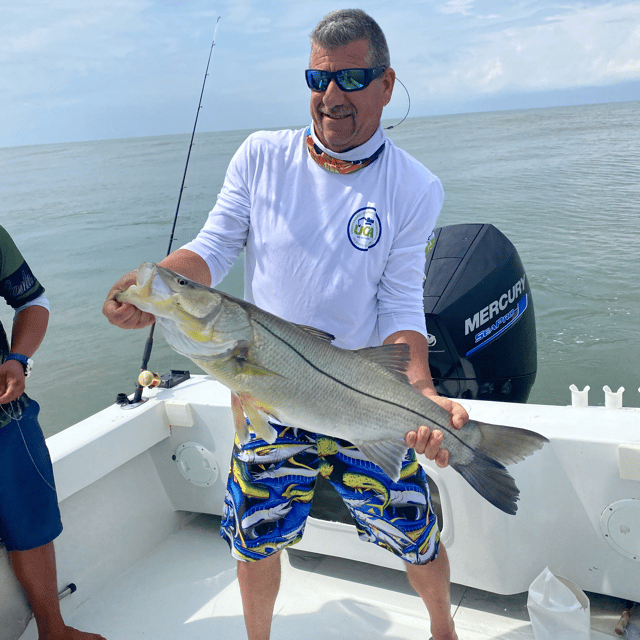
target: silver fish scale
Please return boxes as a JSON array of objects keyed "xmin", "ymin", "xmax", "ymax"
[{"xmin": 241, "ymin": 308, "xmax": 480, "ymax": 455}]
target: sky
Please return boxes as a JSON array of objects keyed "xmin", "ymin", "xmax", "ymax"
[{"xmin": 2, "ymin": 0, "xmax": 640, "ymax": 148}]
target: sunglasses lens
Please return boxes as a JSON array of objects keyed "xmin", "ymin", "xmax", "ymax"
[
  {"xmin": 336, "ymin": 69, "xmax": 367, "ymax": 91},
  {"xmin": 306, "ymin": 67, "xmax": 384, "ymax": 92},
  {"xmin": 306, "ymin": 70, "xmax": 329, "ymax": 92}
]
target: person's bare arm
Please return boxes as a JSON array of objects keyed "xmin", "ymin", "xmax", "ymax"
[{"xmin": 0, "ymin": 305, "xmax": 49, "ymax": 404}]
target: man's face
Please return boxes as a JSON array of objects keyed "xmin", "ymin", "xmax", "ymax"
[{"xmin": 309, "ymin": 39, "xmax": 395, "ymax": 153}]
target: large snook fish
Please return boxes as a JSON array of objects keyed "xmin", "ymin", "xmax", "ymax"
[{"xmin": 117, "ymin": 263, "xmax": 548, "ymax": 515}]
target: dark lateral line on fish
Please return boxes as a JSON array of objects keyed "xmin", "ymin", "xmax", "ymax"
[{"xmin": 252, "ymin": 317, "xmax": 473, "ymax": 450}]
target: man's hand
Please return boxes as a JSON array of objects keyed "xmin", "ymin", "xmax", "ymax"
[
  {"xmin": 103, "ymin": 251, "xmax": 211, "ymax": 330},
  {"xmin": 0, "ymin": 360, "xmax": 26, "ymax": 404},
  {"xmin": 404, "ymin": 394, "xmax": 469, "ymax": 468},
  {"xmin": 382, "ymin": 330, "xmax": 469, "ymax": 470},
  {"xmin": 102, "ymin": 270, "xmax": 155, "ymax": 329}
]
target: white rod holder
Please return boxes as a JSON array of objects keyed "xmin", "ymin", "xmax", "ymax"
[{"xmin": 570, "ymin": 384, "xmax": 590, "ymax": 407}]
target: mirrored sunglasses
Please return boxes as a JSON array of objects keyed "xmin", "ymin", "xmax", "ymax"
[{"xmin": 305, "ymin": 66, "xmax": 387, "ymax": 92}]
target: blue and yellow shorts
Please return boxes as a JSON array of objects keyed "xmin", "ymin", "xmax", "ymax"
[
  {"xmin": 0, "ymin": 399, "xmax": 63, "ymax": 552},
  {"xmin": 220, "ymin": 424, "xmax": 440, "ymax": 565}
]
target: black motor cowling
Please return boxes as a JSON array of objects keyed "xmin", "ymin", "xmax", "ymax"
[{"xmin": 423, "ymin": 224, "xmax": 537, "ymax": 403}]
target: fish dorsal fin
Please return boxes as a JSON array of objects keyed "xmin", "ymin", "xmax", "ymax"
[
  {"xmin": 354, "ymin": 344, "xmax": 412, "ymax": 385},
  {"xmin": 295, "ymin": 324, "xmax": 335, "ymax": 343}
]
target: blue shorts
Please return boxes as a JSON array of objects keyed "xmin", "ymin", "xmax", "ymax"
[
  {"xmin": 0, "ymin": 399, "xmax": 63, "ymax": 552},
  {"xmin": 220, "ymin": 424, "xmax": 440, "ymax": 565}
]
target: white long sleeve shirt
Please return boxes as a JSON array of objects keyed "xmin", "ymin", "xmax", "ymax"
[{"xmin": 182, "ymin": 125, "xmax": 444, "ymax": 350}]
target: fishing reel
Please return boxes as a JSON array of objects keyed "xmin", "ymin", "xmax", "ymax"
[{"xmin": 116, "ymin": 369, "xmax": 191, "ymax": 409}]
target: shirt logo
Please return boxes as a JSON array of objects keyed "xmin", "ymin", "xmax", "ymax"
[
  {"xmin": 3, "ymin": 263, "xmax": 39, "ymax": 306},
  {"xmin": 347, "ymin": 207, "xmax": 381, "ymax": 251}
]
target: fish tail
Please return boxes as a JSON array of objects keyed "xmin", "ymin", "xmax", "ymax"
[
  {"xmin": 451, "ymin": 420, "xmax": 549, "ymax": 515},
  {"xmin": 451, "ymin": 454, "xmax": 520, "ymax": 515},
  {"xmin": 472, "ymin": 421, "xmax": 549, "ymax": 467}
]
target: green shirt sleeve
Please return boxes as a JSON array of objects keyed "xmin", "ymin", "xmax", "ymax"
[{"xmin": 0, "ymin": 225, "xmax": 45, "ymax": 309}]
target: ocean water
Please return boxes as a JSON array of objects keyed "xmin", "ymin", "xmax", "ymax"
[{"xmin": 1, "ymin": 100, "xmax": 639, "ymax": 437}]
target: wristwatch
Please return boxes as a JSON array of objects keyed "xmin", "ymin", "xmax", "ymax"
[{"xmin": 4, "ymin": 353, "xmax": 33, "ymax": 378}]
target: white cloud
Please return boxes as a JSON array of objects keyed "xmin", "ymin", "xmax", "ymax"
[
  {"xmin": 400, "ymin": 1, "xmax": 640, "ymax": 100},
  {"xmin": 1, "ymin": 0, "xmax": 639, "ymax": 147},
  {"xmin": 439, "ymin": 0, "xmax": 475, "ymax": 16}
]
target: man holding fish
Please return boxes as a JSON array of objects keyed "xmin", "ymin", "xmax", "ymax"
[{"xmin": 105, "ymin": 9, "xmax": 469, "ymax": 640}]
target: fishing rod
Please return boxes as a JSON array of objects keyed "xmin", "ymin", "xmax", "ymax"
[{"xmin": 125, "ymin": 17, "xmax": 221, "ymax": 407}]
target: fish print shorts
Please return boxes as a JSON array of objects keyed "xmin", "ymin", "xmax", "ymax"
[
  {"xmin": 220, "ymin": 423, "xmax": 440, "ymax": 564},
  {"xmin": 0, "ymin": 399, "xmax": 63, "ymax": 552}
]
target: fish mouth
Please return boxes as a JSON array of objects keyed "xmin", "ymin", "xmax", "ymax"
[
  {"xmin": 136, "ymin": 262, "xmax": 156, "ymax": 287},
  {"xmin": 116, "ymin": 262, "xmax": 172, "ymax": 311},
  {"xmin": 136, "ymin": 262, "xmax": 172, "ymax": 300}
]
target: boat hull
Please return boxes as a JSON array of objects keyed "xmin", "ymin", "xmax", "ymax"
[{"xmin": 2, "ymin": 376, "xmax": 638, "ymax": 640}]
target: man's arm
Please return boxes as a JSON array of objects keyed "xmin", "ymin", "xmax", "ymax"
[
  {"xmin": 383, "ymin": 329, "xmax": 468, "ymax": 468},
  {"xmin": 102, "ymin": 249, "xmax": 210, "ymax": 329},
  {"xmin": 0, "ymin": 305, "xmax": 49, "ymax": 404}
]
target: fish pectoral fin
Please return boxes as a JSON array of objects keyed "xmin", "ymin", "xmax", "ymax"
[
  {"xmin": 294, "ymin": 324, "xmax": 336, "ymax": 343},
  {"xmin": 353, "ymin": 439, "xmax": 408, "ymax": 483},
  {"xmin": 231, "ymin": 392, "xmax": 251, "ymax": 445},
  {"xmin": 237, "ymin": 395, "xmax": 278, "ymax": 444},
  {"xmin": 354, "ymin": 344, "xmax": 412, "ymax": 385},
  {"xmin": 231, "ymin": 347, "xmax": 281, "ymax": 377},
  {"xmin": 238, "ymin": 362, "xmax": 279, "ymax": 377}
]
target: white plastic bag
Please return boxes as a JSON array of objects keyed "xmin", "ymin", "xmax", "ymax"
[{"xmin": 527, "ymin": 567, "xmax": 590, "ymax": 640}]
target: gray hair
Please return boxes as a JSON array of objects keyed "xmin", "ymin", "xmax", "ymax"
[{"xmin": 309, "ymin": 9, "xmax": 390, "ymax": 68}]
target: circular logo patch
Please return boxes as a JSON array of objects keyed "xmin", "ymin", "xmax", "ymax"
[{"xmin": 347, "ymin": 207, "xmax": 381, "ymax": 251}]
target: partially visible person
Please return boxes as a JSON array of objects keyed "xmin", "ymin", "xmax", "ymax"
[{"xmin": 0, "ymin": 225, "xmax": 105, "ymax": 640}]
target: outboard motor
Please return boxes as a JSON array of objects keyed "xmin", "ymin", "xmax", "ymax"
[
  {"xmin": 423, "ymin": 224, "xmax": 537, "ymax": 403},
  {"xmin": 311, "ymin": 223, "xmax": 536, "ymax": 528}
]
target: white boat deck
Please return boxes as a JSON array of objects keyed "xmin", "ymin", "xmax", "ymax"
[
  {"xmin": 18, "ymin": 514, "xmax": 637, "ymax": 640},
  {"xmin": 7, "ymin": 376, "xmax": 637, "ymax": 640}
]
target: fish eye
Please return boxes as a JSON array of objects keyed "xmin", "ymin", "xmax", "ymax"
[{"xmin": 177, "ymin": 278, "xmax": 189, "ymax": 286}]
